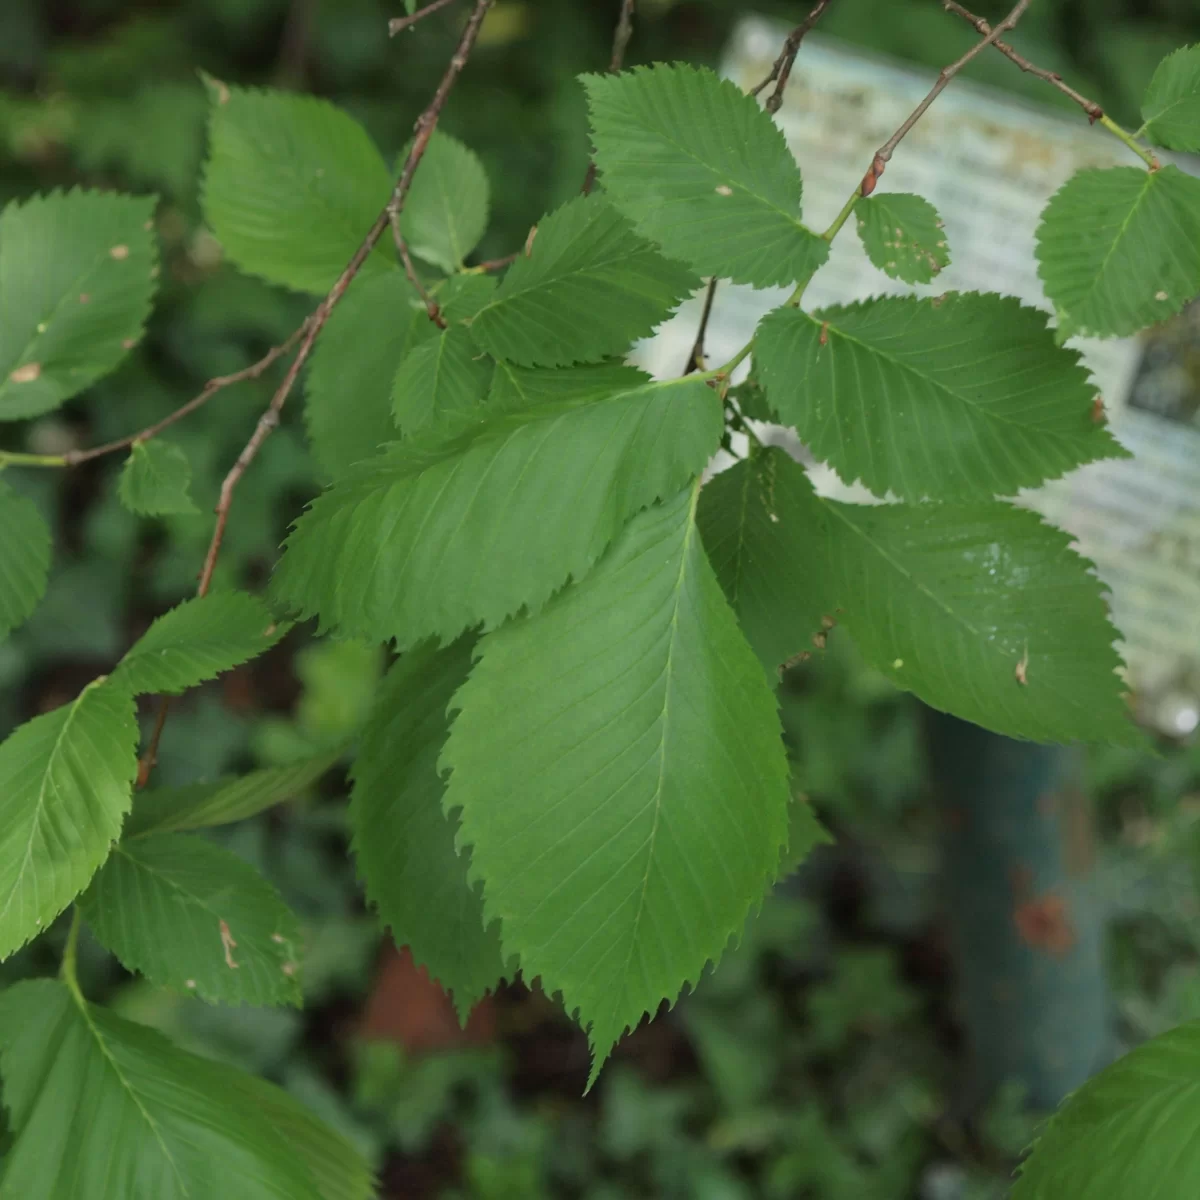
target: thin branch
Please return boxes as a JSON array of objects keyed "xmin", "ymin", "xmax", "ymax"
[
  {"xmin": 62, "ymin": 323, "xmax": 313, "ymax": 468},
  {"xmin": 392, "ymin": 217, "xmax": 447, "ymax": 327},
  {"xmin": 942, "ymin": 2, "xmax": 1102, "ymax": 120},
  {"xmin": 468, "ymin": 250, "xmax": 519, "ymax": 273},
  {"xmin": 858, "ymin": 0, "xmax": 1032, "ymax": 198},
  {"xmin": 683, "ymin": 278, "xmax": 719, "ymax": 375},
  {"xmin": 583, "ymin": 0, "xmax": 637, "ymax": 194},
  {"xmin": 139, "ymin": 0, "xmax": 495, "ymax": 786},
  {"xmin": 749, "ymin": 0, "xmax": 834, "ymax": 115},
  {"xmin": 389, "ymin": 0, "xmax": 459, "ymax": 36}
]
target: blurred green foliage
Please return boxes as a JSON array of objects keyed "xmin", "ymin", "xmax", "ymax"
[{"xmin": 2, "ymin": 0, "xmax": 1200, "ymax": 1196}]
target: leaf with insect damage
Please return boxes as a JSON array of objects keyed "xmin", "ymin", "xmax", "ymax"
[{"xmin": 855, "ymin": 193, "xmax": 950, "ymax": 284}]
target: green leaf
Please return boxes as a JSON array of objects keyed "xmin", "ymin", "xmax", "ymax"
[
  {"xmin": 398, "ymin": 131, "xmax": 490, "ymax": 272},
  {"xmin": 0, "ymin": 979, "xmax": 373, "ymax": 1200},
  {"xmin": 0, "ymin": 680, "xmax": 137, "ymax": 959},
  {"xmin": 822, "ymin": 498, "xmax": 1137, "ymax": 745},
  {"xmin": 0, "ymin": 189, "xmax": 157, "ymax": 420},
  {"xmin": 201, "ymin": 79, "xmax": 393, "ymax": 294},
  {"xmin": 273, "ymin": 371, "xmax": 722, "ymax": 648},
  {"xmin": 80, "ymin": 833, "xmax": 303, "ymax": 1006},
  {"xmin": 392, "ymin": 324, "xmax": 493, "ymax": 437},
  {"xmin": 0, "ymin": 481, "xmax": 51, "ymax": 641},
  {"xmin": 305, "ymin": 270, "xmax": 436, "ymax": 478},
  {"xmin": 697, "ymin": 448, "xmax": 838, "ymax": 678},
  {"xmin": 1141, "ymin": 44, "xmax": 1200, "ymax": 152},
  {"xmin": 488, "ymin": 358, "xmax": 647, "ymax": 408},
  {"xmin": 1036, "ymin": 165, "xmax": 1200, "ymax": 338},
  {"xmin": 854, "ymin": 193, "xmax": 950, "ymax": 284},
  {"xmin": 468, "ymin": 194, "xmax": 698, "ymax": 367},
  {"xmin": 124, "ymin": 750, "xmax": 346, "ymax": 838},
  {"xmin": 755, "ymin": 294, "xmax": 1125, "ymax": 501},
  {"xmin": 352, "ymin": 639, "xmax": 507, "ymax": 1021},
  {"xmin": 1013, "ymin": 1021, "xmax": 1200, "ymax": 1199},
  {"xmin": 117, "ymin": 438, "xmax": 199, "ymax": 516},
  {"xmin": 111, "ymin": 591, "xmax": 286, "ymax": 696},
  {"xmin": 583, "ymin": 64, "xmax": 829, "ymax": 288},
  {"xmin": 443, "ymin": 487, "xmax": 792, "ymax": 1080}
]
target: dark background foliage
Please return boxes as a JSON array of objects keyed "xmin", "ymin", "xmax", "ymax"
[{"xmin": 2, "ymin": 1, "xmax": 1200, "ymax": 1196}]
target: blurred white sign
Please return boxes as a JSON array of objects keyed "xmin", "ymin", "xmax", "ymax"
[{"xmin": 636, "ymin": 20, "xmax": 1200, "ymax": 737}]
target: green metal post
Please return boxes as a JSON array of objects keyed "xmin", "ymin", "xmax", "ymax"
[{"xmin": 924, "ymin": 710, "xmax": 1112, "ymax": 1111}]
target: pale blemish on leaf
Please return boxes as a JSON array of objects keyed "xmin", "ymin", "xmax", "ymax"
[
  {"xmin": 1015, "ymin": 645, "xmax": 1030, "ymax": 686},
  {"xmin": 109, "ymin": 244, "xmax": 130, "ymax": 260},
  {"xmin": 8, "ymin": 362, "xmax": 41, "ymax": 384},
  {"xmin": 715, "ymin": 185, "xmax": 734, "ymax": 196},
  {"xmin": 219, "ymin": 919, "xmax": 239, "ymax": 969}
]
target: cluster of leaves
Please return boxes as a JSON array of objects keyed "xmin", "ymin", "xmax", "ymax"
[{"xmin": 2, "ymin": 12, "xmax": 1200, "ymax": 1195}]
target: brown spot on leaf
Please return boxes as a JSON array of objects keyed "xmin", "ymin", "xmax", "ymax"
[
  {"xmin": 819, "ymin": 321, "xmax": 830, "ymax": 347},
  {"xmin": 215, "ymin": 80, "xmax": 231, "ymax": 105},
  {"xmin": 109, "ymin": 244, "xmax": 129, "ymax": 260},
  {"xmin": 219, "ymin": 919, "xmax": 239, "ymax": 969},
  {"xmin": 1156, "ymin": 290, "xmax": 1169, "ymax": 302},
  {"xmin": 1091, "ymin": 395, "xmax": 1106, "ymax": 424},
  {"xmin": 1015, "ymin": 646, "xmax": 1029, "ymax": 685},
  {"xmin": 523, "ymin": 224, "xmax": 538, "ymax": 258},
  {"xmin": 1013, "ymin": 892, "xmax": 1075, "ymax": 957},
  {"xmin": 715, "ymin": 184, "xmax": 733, "ymax": 196},
  {"xmin": 8, "ymin": 362, "xmax": 41, "ymax": 384},
  {"xmin": 79, "ymin": 293, "xmax": 90, "ymax": 304},
  {"xmin": 122, "ymin": 337, "xmax": 138, "ymax": 351},
  {"xmin": 812, "ymin": 631, "xmax": 827, "ymax": 650}
]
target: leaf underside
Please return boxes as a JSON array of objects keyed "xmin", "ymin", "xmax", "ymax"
[
  {"xmin": 1036, "ymin": 165, "xmax": 1200, "ymax": 338},
  {"xmin": 0, "ymin": 482, "xmax": 52, "ymax": 641},
  {"xmin": 583, "ymin": 64, "xmax": 829, "ymax": 288},
  {"xmin": 80, "ymin": 833, "xmax": 303, "ymax": 1007},
  {"xmin": 0, "ymin": 979, "xmax": 373, "ymax": 1200},
  {"xmin": 0, "ymin": 189, "xmax": 157, "ymax": 420},
  {"xmin": 443, "ymin": 487, "xmax": 792, "ymax": 1082},
  {"xmin": 272, "ymin": 370, "xmax": 722, "ymax": 649},
  {"xmin": 755, "ymin": 293, "xmax": 1125, "ymax": 501},
  {"xmin": 0, "ymin": 681, "xmax": 138, "ymax": 960},
  {"xmin": 351, "ymin": 639, "xmax": 507, "ymax": 1022}
]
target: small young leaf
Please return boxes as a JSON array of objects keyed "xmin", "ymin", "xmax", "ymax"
[
  {"xmin": 117, "ymin": 439, "xmax": 199, "ymax": 516},
  {"xmin": 824, "ymin": 499, "xmax": 1137, "ymax": 745},
  {"xmin": 0, "ymin": 190, "xmax": 157, "ymax": 420},
  {"xmin": 697, "ymin": 448, "xmax": 838, "ymax": 678},
  {"xmin": 201, "ymin": 80, "xmax": 393, "ymax": 294},
  {"xmin": 855, "ymin": 193, "xmax": 950, "ymax": 284},
  {"xmin": 469, "ymin": 194, "xmax": 698, "ymax": 367},
  {"xmin": 273, "ymin": 372, "xmax": 722, "ymax": 648},
  {"xmin": 352, "ymin": 639, "xmax": 507, "ymax": 1022},
  {"xmin": 1141, "ymin": 44, "xmax": 1200, "ymax": 152},
  {"xmin": 0, "ymin": 482, "xmax": 51, "ymax": 641},
  {"xmin": 398, "ymin": 131, "xmax": 490, "ymax": 272},
  {"xmin": 0, "ymin": 979, "xmax": 373, "ymax": 1200},
  {"xmin": 305, "ymin": 271, "xmax": 436, "ymax": 479},
  {"xmin": 443, "ymin": 487, "xmax": 793, "ymax": 1080},
  {"xmin": 124, "ymin": 750, "xmax": 346, "ymax": 838},
  {"xmin": 1013, "ymin": 1021, "xmax": 1200, "ymax": 1199},
  {"xmin": 110, "ymin": 591, "xmax": 286, "ymax": 696},
  {"xmin": 0, "ymin": 680, "xmax": 137, "ymax": 959},
  {"xmin": 80, "ymin": 833, "xmax": 303, "ymax": 1006},
  {"xmin": 392, "ymin": 324, "xmax": 493, "ymax": 437},
  {"xmin": 1036, "ymin": 165, "xmax": 1200, "ymax": 338},
  {"xmin": 583, "ymin": 64, "xmax": 829, "ymax": 287},
  {"xmin": 755, "ymin": 294, "xmax": 1125, "ymax": 501}
]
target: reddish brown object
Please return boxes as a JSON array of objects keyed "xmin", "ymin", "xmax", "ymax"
[
  {"xmin": 361, "ymin": 942, "xmax": 496, "ymax": 1053},
  {"xmin": 1013, "ymin": 893, "xmax": 1076, "ymax": 958}
]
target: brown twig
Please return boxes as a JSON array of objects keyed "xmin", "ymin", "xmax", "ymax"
[
  {"xmin": 942, "ymin": 2, "xmax": 1102, "ymax": 121},
  {"xmin": 750, "ymin": 0, "xmax": 834, "ymax": 115},
  {"xmin": 471, "ymin": 250, "xmax": 519, "ymax": 273},
  {"xmin": 392, "ymin": 218, "xmax": 447, "ymax": 326},
  {"xmin": 61, "ymin": 323, "xmax": 313, "ymax": 468},
  {"xmin": 683, "ymin": 279, "xmax": 718, "ymax": 375},
  {"xmin": 859, "ymin": 0, "xmax": 1031, "ymax": 197},
  {"xmin": 138, "ymin": 0, "xmax": 495, "ymax": 786},
  {"xmin": 389, "ymin": 0, "xmax": 459, "ymax": 36},
  {"xmin": 582, "ymin": 0, "xmax": 637, "ymax": 194}
]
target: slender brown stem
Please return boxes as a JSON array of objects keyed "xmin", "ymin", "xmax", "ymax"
[
  {"xmin": 750, "ymin": 0, "xmax": 834, "ymax": 115},
  {"xmin": 683, "ymin": 278, "xmax": 719, "ymax": 375},
  {"xmin": 469, "ymin": 250, "xmax": 519, "ymax": 273},
  {"xmin": 859, "ymin": 0, "xmax": 1031, "ymax": 197},
  {"xmin": 942, "ymin": 1, "xmax": 1103, "ymax": 121},
  {"xmin": 61, "ymin": 322, "xmax": 313, "ymax": 468},
  {"xmin": 582, "ymin": 0, "xmax": 637, "ymax": 194},
  {"xmin": 138, "ymin": 0, "xmax": 495, "ymax": 787},
  {"xmin": 389, "ymin": 0, "xmax": 459, "ymax": 36},
  {"xmin": 392, "ymin": 215, "xmax": 447, "ymax": 327}
]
